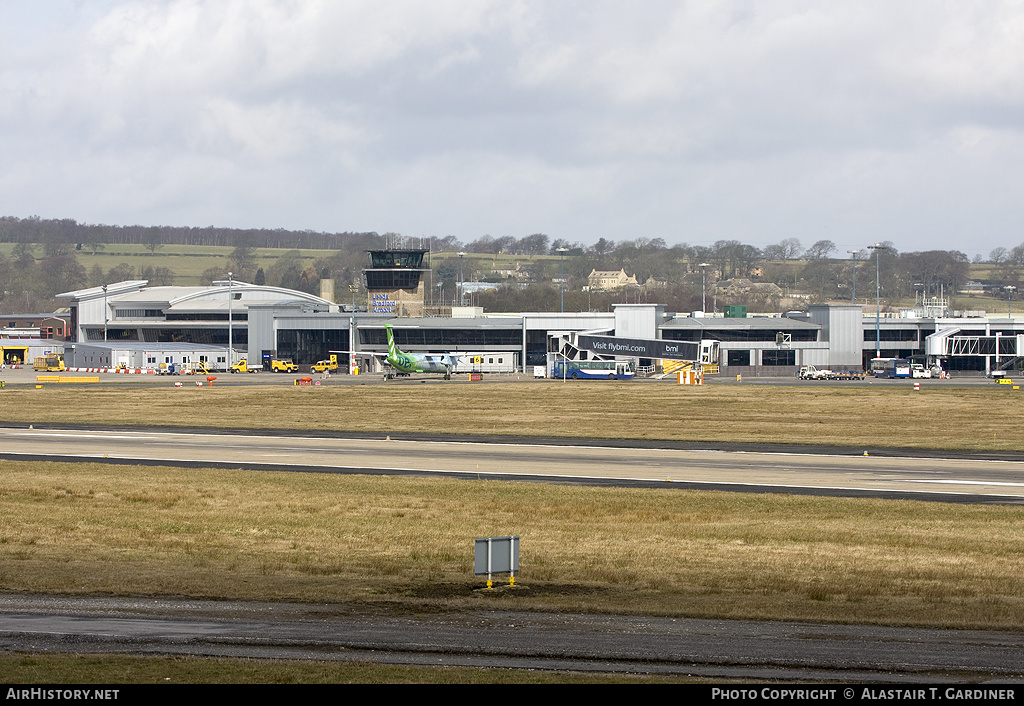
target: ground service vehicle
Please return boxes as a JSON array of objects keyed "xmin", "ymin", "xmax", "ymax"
[
  {"xmin": 230, "ymin": 359, "xmax": 261, "ymax": 373},
  {"xmin": 871, "ymin": 358, "xmax": 912, "ymax": 378},
  {"xmin": 310, "ymin": 355, "xmax": 339, "ymax": 373},
  {"xmin": 911, "ymin": 363, "xmax": 932, "ymax": 379},
  {"xmin": 271, "ymin": 359, "xmax": 298, "ymax": 373},
  {"xmin": 801, "ymin": 366, "xmax": 864, "ymax": 380},
  {"xmin": 551, "ymin": 360, "xmax": 634, "ymax": 380},
  {"xmin": 33, "ymin": 355, "xmax": 64, "ymax": 372},
  {"xmin": 990, "ymin": 357, "xmax": 1023, "ymax": 379}
]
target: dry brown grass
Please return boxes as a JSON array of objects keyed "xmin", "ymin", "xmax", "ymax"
[
  {"xmin": 0, "ymin": 653, "xmax": 679, "ymax": 684},
  {"xmin": 1, "ymin": 382, "xmax": 1021, "ymax": 450},
  {"xmin": 3, "ymin": 460, "xmax": 1024, "ymax": 630}
]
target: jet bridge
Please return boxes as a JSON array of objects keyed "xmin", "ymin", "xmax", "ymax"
[{"xmin": 926, "ymin": 327, "xmax": 1024, "ymax": 374}]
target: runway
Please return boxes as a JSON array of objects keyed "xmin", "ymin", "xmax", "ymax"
[{"xmin": 3, "ymin": 425, "xmax": 1024, "ymax": 504}]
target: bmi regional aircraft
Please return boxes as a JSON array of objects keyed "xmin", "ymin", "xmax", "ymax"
[{"xmin": 380, "ymin": 323, "xmax": 457, "ymax": 380}]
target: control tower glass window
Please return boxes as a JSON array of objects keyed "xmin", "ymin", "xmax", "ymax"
[{"xmin": 369, "ymin": 251, "xmax": 425, "ymax": 269}]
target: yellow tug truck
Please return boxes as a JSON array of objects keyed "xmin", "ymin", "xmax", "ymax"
[
  {"xmin": 310, "ymin": 354, "xmax": 339, "ymax": 373},
  {"xmin": 33, "ymin": 355, "xmax": 65, "ymax": 372}
]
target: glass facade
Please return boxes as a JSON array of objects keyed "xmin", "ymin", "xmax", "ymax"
[
  {"xmin": 141, "ymin": 328, "xmax": 248, "ymax": 345},
  {"xmin": 358, "ymin": 327, "xmax": 521, "ymax": 348},
  {"xmin": 663, "ymin": 328, "xmax": 817, "ymax": 342},
  {"xmin": 165, "ymin": 313, "xmax": 248, "ymax": 321},
  {"xmin": 276, "ymin": 329, "xmax": 349, "ymax": 365},
  {"xmin": 364, "ymin": 270, "xmax": 425, "ymax": 289},
  {"xmin": 368, "ymin": 250, "xmax": 427, "ymax": 268},
  {"xmin": 86, "ymin": 328, "xmax": 138, "ymax": 341},
  {"xmin": 762, "ymin": 350, "xmax": 796, "ymax": 366},
  {"xmin": 727, "ymin": 350, "xmax": 751, "ymax": 366},
  {"xmin": 526, "ymin": 330, "xmax": 548, "ymax": 366},
  {"xmin": 863, "ymin": 329, "xmax": 919, "ymax": 341}
]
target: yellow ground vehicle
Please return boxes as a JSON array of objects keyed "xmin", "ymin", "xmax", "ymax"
[
  {"xmin": 310, "ymin": 354, "xmax": 339, "ymax": 373},
  {"xmin": 230, "ymin": 359, "xmax": 262, "ymax": 373},
  {"xmin": 33, "ymin": 355, "xmax": 65, "ymax": 372},
  {"xmin": 271, "ymin": 359, "xmax": 298, "ymax": 373}
]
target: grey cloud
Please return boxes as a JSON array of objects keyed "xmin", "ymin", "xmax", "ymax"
[{"xmin": 0, "ymin": 0, "xmax": 1022, "ymax": 256}]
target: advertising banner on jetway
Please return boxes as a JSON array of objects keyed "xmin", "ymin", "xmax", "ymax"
[{"xmin": 577, "ymin": 335, "xmax": 700, "ymax": 361}]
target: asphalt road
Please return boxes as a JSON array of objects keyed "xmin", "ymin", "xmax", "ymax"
[{"xmin": 2, "ymin": 595, "xmax": 1023, "ymax": 682}]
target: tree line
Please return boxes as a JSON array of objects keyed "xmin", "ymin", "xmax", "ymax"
[
  {"xmin": 0, "ymin": 214, "xmax": 1012, "ymax": 314},
  {"xmin": 0, "ymin": 215, "xmax": 383, "ymax": 251}
]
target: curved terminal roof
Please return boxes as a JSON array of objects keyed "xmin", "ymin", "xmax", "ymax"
[{"xmin": 59, "ymin": 280, "xmax": 333, "ymax": 311}]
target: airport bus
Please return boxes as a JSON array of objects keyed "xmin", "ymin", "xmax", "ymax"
[
  {"xmin": 551, "ymin": 359, "xmax": 635, "ymax": 380},
  {"xmin": 870, "ymin": 357, "xmax": 912, "ymax": 378}
]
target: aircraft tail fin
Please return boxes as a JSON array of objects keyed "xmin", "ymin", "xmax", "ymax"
[{"xmin": 385, "ymin": 324, "xmax": 399, "ymax": 359}]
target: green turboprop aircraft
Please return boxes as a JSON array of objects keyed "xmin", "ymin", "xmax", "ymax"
[{"xmin": 381, "ymin": 323, "xmax": 456, "ymax": 380}]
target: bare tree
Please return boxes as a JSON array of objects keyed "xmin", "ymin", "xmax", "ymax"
[
  {"xmin": 804, "ymin": 239, "xmax": 836, "ymax": 260},
  {"xmin": 763, "ymin": 238, "xmax": 802, "ymax": 260}
]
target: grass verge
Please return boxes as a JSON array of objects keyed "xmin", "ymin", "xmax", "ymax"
[
  {"xmin": 2, "ymin": 460, "xmax": 1023, "ymax": 630},
  {"xmin": 1, "ymin": 382, "xmax": 1022, "ymax": 451}
]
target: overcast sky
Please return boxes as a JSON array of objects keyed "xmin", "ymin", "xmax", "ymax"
[{"xmin": 2, "ymin": 1, "xmax": 1022, "ymax": 257}]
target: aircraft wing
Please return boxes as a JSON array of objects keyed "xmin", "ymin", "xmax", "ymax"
[{"xmin": 332, "ymin": 350, "xmax": 389, "ymax": 358}]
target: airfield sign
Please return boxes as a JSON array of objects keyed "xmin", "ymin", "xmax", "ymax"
[
  {"xmin": 475, "ymin": 535, "xmax": 520, "ymax": 589},
  {"xmin": 577, "ymin": 335, "xmax": 700, "ymax": 361}
]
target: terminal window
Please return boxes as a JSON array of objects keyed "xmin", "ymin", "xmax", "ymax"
[{"xmin": 762, "ymin": 350, "xmax": 796, "ymax": 366}]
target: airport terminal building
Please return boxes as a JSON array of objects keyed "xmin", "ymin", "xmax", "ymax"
[{"xmin": 55, "ymin": 279, "xmax": 1024, "ymax": 376}]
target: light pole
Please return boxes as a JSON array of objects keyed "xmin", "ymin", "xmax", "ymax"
[
  {"xmin": 847, "ymin": 250, "xmax": 859, "ymax": 303},
  {"xmin": 458, "ymin": 252, "xmax": 465, "ymax": 306},
  {"xmin": 101, "ymin": 284, "xmax": 108, "ymax": 342},
  {"xmin": 1005, "ymin": 285, "xmax": 1016, "ymax": 319},
  {"xmin": 557, "ymin": 247, "xmax": 568, "ymax": 313},
  {"xmin": 227, "ymin": 271, "xmax": 233, "ymax": 369},
  {"xmin": 698, "ymin": 263, "xmax": 711, "ymax": 313},
  {"xmin": 867, "ymin": 244, "xmax": 887, "ymax": 360}
]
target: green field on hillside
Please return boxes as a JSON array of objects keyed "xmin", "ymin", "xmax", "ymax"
[{"xmin": 0, "ymin": 243, "xmax": 330, "ymax": 286}]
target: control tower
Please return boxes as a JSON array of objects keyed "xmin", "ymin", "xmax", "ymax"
[{"xmin": 363, "ymin": 249, "xmax": 429, "ymax": 317}]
